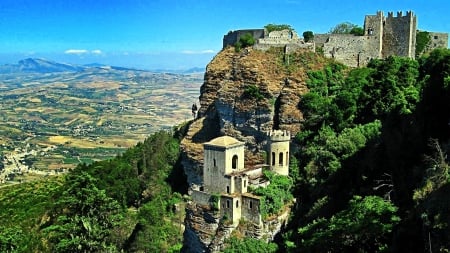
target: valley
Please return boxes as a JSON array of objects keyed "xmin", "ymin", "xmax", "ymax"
[{"xmin": 0, "ymin": 65, "xmax": 203, "ymax": 185}]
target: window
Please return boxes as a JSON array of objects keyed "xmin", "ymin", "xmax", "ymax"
[
  {"xmin": 226, "ymin": 200, "xmax": 230, "ymax": 208},
  {"xmin": 286, "ymin": 152, "xmax": 289, "ymax": 166},
  {"xmin": 434, "ymin": 35, "xmax": 439, "ymax": 39},
  {"xmin": 213, "ymin": 158, "xmax": 216, "ymax": 167},
  {"xmin": 279, "ymin": 152, "xmax": 283, "ymax": 165},
  {"xmin": 271, "ymin": 152, "xmax": 275, "ymax": 166},
  {"xmin": 244, "ymin": 180, "xmax": 247, "ymax": 188},
  {"xmin": 236, "ymin": 200, "xmax": 239, "ymax": 208},
  {"xmin": 249, "ymin": 200, "xmax": 253, "ymax": 209},
  {"xmin": 226, "ymin": 186, "xmax": 230, "ymax": 194},
  {"xmin": 232, "ymin": 155, "xmax": 238, "ymax": 169}
]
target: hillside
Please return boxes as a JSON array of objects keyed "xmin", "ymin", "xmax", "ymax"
[
  {"xmin": 0, "ymin": 63, "xmax": 202, "ymax": 185},
  {"xmin": 1, "ymin": 46, "xmax": 449, "ymax": 252},
  {"xmin": 180, "ymin": 46, "xmax": 450, "ymax": 252}
]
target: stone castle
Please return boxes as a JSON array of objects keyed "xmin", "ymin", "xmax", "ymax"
[
  {"xmin": 223, "ymin": 11, "xmax": 448, "ymax": 67},
  {"xmin": 191, "ymin": 130, "xmax": 290, "ymax": 226}
]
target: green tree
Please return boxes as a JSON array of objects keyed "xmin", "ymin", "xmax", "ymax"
[
  {"xmin": 350, "ymin": 26, "xmax": 364, "ymax": 36},
  {"xmin": 303, "ymin": 31, "xmax": 314, "ymax": 42},
  {"xmin": 415, "ymin": 31, "xmax": 431, "ymax": 57},
  {"xmin": 44, "ymin": 172, "xmax": 123, "ymax": 253},
  {"xmin": 297, "ymin": 196, "xmax": 400, "ymax": 252},
  {"xmin": 239, "ymin": 33, "xmax": 256, "ymax": 48},
  {"xmin": 264, "ymin": 24, "xmax": 292, "ymax": 33},
  {"xmin": 223, "ymin": 237, "xmax": 278, "ymax": 253},
  {"xmin": 329, "ymin": 22, "xmax": 361, "ymax": 34}
]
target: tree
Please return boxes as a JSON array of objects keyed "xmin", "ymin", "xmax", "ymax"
[
  {"xmin": 329, "ymin": 22, "xmax": 362, "ymax": 34},
  {"xmin": 43, "ymin": 172, "xmax": 123, "ymax": 253},
  {"xmin": 350, "ymin": 26, "xmax": 364, "ymax": 36},
  {"xmin": 264, "ymin": 24, "xmax": 292, "ymax": 33},
  {"xmin": 415, "ymin": 31, "xmax": 431, "ymax": 57},
  {"xmin": 297, "ymin": 196, "xmax": 400, "ymax": 252},
  {"xmin": 303, "ymin": 31, "xmax": 314, "ymax": 42},
  {"xmin": 239, "ymin": 33, "xmax": 255, "ymax": 47},
  {"xmin": 223, "ymin": 237, "xmax": 278, "ymax": 253}
]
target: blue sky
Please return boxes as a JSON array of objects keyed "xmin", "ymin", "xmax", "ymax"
[{"xmin": 0, "ymin": 0, "xmax": 449, "ymax": 70}]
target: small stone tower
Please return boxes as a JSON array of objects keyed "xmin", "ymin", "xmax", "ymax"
[
  {"xmin": 267, "ymin": 130, "xmax": 290, "ymax": 176},
  {"xmin": 203, "ymin": 136, "xmax": 246, "ymax": 194}
]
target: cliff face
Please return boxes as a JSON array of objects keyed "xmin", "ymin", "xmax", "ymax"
[
  {"xmin": 181, "ymin": 46, "xmax": 327, "ymax": 185},
  {"xmin": 180, "ymin": 46, "xmax": 328, "ymax": 252}
]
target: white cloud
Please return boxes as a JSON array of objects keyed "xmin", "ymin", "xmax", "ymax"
[
  {"xmin": 181, "ymin": 49, "xmax": 215, "ymax": 55},
  {"xmin": 91, "ymin": 49, "xmax": 102, "ymax": 55},
  {"xmin": 64, "ymin": 49, "xmax": 89, "ymax": 55}
]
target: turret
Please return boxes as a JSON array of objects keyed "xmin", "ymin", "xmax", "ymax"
[{"xmin": 267, "ymin": 130, "xmax": 290, "ymax": 176}]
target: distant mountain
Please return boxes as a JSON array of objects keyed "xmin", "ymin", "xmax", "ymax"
[
  {"xmin": 0, "ymin": 58, "xmax": 85, "ymax": 73},
  {"xmin": 0, "ymin": 58, "xmax": 202, "ymax": 74},
  {"xmin": 151, "ymin": 67, "xmax": 205, "ymax": 74}
]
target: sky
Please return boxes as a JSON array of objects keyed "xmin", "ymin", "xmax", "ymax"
[{"xmin": 0, "ymin": 0, "xmax": 449, "ymax": 70}]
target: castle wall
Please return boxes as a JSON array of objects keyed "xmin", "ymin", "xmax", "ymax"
[
  {"xmin": 382, "ymin": 11, "xmax": 417, "ymax": 58},
  {"xmin": 424, "ymin": 32, "xmax": 449, "ymax": 54},
  {"xmin": 241, "ymin": 194, "xmax": 262, "ymax": 225},
  {"xmin": 223, "ymin": 29, "xmax": 265, "ymax": 48},
  {"xmin": 191, "ymin": 189, "xmax": 211, "ymax": 206},
  {"xmin": 220, "ymin": 195, "xmax": 241, "ymax": 225}
]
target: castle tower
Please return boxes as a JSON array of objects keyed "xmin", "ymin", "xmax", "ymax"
[
  {"xmin": 363, "ymin": 11, "xmax": 384, "ymax": 59},
  {"xmin": 267, "ymin": 130, "xmax": 290, "ymax": 176},
  {"xmin": 382, "ymin": 10, "xmax": 417, "ymax": 59},
  {"xmin": 203, "ymin": 136, "xmax": 245, "ymax": 193}
]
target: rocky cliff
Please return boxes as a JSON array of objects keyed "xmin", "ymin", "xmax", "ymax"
[
  {"xmin": 180, "ymin": 46, "xmax": 329, "ymax": 251},
  {"xmin": 181, "ymin": 46, "xmax": 328, "ymax": 186}
]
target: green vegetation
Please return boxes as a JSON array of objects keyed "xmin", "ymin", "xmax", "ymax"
[
  {"xmin": 297, "ymin": 196, "xmax": 400, "ymax": 252},
  {"xmin": 329, "ymin": 22, "xmax": 364, "ymax": 35},
  {"xmin": 243, "ymin": 84, "xmax": 266, "ymax": 101},
  {"xmin": 2, "ymin": 46, "xmax": 450, "ymax": 252},
  {"xmin": 251, "ymin": 171, "xmax": 293, "ymax": 218},
  {"xmin": 264, "ymin": 24, "xmax": 292, "ymax": 33},
  {"xmin": 302, "ymin": 31, "xmax": 314, "ymax": 42},
  {"xmin": 223, "ymin": 237, "xmax": 278, "ymax": 253},
  {"xmin": 416, "ymin": 30, "xmax": 431, "ymax": 57},
  {"xmin": 235, "ymin": 33, "xmax": 256, "ymax": 52},
  {"xmin": 0, "ymin": 130, "xmax": 185, "ymax": 252},
  {"xmin": 285, "ymin": 49, "xmax": 450, "ymax": 252}
]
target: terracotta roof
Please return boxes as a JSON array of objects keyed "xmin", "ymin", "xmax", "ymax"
[{"xmin": 205, "ymin": 136, "xmax": 243, "ymax": 147}]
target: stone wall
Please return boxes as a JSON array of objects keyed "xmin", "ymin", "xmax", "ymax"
[
  {"xmin": 241, "ymin": 194, "xmax": 262, "ymax": 224},
  {"xmin": 425, "ymin": 32, "xmax": 449, "ymax": 53},
  {"xmin": 223, "ymin": 29, "xmax": 265, "ymax": 48},
  {"xmin": 191, "ymin": 189, "xmax": 211, "ymax": 206}
]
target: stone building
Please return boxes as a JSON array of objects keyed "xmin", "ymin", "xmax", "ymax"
[
  {"xmin": 223, "ymin": 11, "xmax": 448, "ymax": 67},
  {"xmin": 191, "ymin": 130, "xmax": 290, "ymax": 226}
]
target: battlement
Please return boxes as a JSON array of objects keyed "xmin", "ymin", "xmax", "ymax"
[
  {"xmin": 387, "ymin": 10, "xmax": 415, "ymax": 18},
  {"xmin": 267, "ymin": 130, "xmax": 290, "ymax": 142}
]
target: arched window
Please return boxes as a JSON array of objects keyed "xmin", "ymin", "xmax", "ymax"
[
  {"xmin": 286, "ymin": 152, "xmax": 289, "ymax": 166},
  {"xmin": 279, "ymin": 152, "xmax": 283, "ymax": 165},
  {"xmin": 232, "ymin": 155, "xmax": 238, "ymax": 169},
  {"xmin": 271, "ymin": 152, "xmax": 275, "ymax": 166}
]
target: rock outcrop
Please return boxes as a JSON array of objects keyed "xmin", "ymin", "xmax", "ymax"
[
  {"xmin": 181, "ymin": 46, "xmax": 329, "ymax": 251},
  {"xmin": 181, "ymin": 47, "xmax": 327, "ymax": 186}
]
